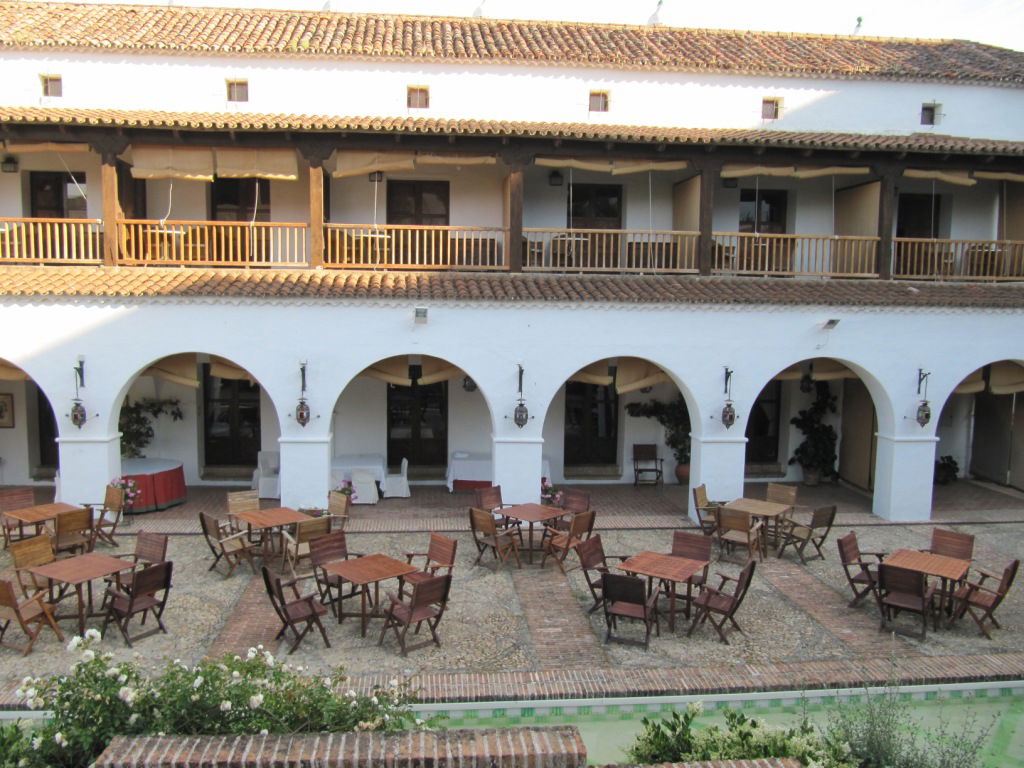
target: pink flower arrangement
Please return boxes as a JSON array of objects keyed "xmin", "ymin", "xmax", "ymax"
[
  {"xmin": 334, "ymin": 480, "xmax": 358, "ymax": 503},
  {"xmin": 540, "ymin": 477, "xmax": 563, "ymax": 506},
  {"xmin": 110, "ymin": 476, "xmax": 141, "ymax": 505}
]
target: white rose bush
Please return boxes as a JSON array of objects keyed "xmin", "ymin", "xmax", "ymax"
[{"xmin": 0, "ymin": 636, "xmax": 428, "ymax": 768}]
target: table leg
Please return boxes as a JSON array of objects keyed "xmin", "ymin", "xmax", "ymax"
[
  {"xmin": 526, "ymin": 523, "xmax": 536, "ymax": 564},
  {"xmin": 76, "ymin": 583, "xmax": 86, "ymax": 636},
  {"xmin": 359, "ymin": 585, "xmax": 369, "ymax": 637}
]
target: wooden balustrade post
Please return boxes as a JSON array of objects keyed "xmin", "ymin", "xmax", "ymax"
[
  {"xmin": 693, "ymin": 158, "xmax": 721, "ymax": 276},
  {"xmin": 504, "ymin": 165, "xmax": 524, "ymax": 272},
  {"xmin": 875, "ymin": 166, "xmax": 900, "ymax": 279},
  {"xmin": 100, "ymin": 154, "xmax": 120, "ymax": 267},
  {"xmin": 296, "ymin": 141, "xmax": 333, "ymax": 269}
]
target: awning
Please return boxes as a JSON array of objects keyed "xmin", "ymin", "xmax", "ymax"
[
  {"xmin": 418, "ymin": 357, "xmax": 467, "ymax": 386},
  {"xmin": 953, "ymin": 369, "xmax": 985, "ymax": 395},
  {"xmin": 0, "ymin": 361, "xmax": 29, "ymax": 381},
  {"xmin": 772, "ymin": 363, "xmax": 806, "ymax": 381},
  {"xmin": 4, "ymin": 141, "xmax": 91, "ymax": 154},
  {"xmin": 210, "ymin": 356, "xmax": 255, "ymax": 383},
  {"xmin": 792, "ymin": 166, "xmax": 870, "ymax": 179},
  {"xmin": 330, "ymin": 151, "xmax": 416, "ymax": 179},
  {"xmin": 142, "ymin": 354, "xmax": 200, "ymax": 389},
  {"xmin": 130, "ymin": 146, "xmax": 215, "ymax": 181},
  {"xmin": 973, "ymin": 170, "xmax": 1024, "ymax": 183},
  {"xmin": 903, "ymin": 169, "xmax": 977, "ymax": 187},
  {"xmin": 989, "ymin": 361, "xmax": 1024, "ymax": 395},
  {"xmin": 722, "ymin": 163, "xmax": 869, "ymax": 179},
  {"xmin": 535, "ymin": 157, "xmax": 688, "ymax": 174},
  {"xmin": 358, "ymin": 355, "xmax": 464, "ymax": 386},
  {"xmin": 416, "ymin": 153, "xmax": 496, "ymax": 166},
  {"xmin": 615, "ymin": 357, "xmax": 670, "ymax": 395},
  {"xmin": 214, "ymin": 148, "xmax": 299, "ymax": 181},
  {"xmin": 568, "ymin": 361, "xmax": 614, "ymax": 387}
]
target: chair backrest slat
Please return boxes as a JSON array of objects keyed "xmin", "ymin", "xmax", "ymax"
[
  {"xmin": 998, "ymin": 559, "xmax": 1020, "ymax": 597},
  {"xmin": 930, "ymin": 528, "xmax": 974, "ymax": 561},
  {"xmin": 810, "ymin": 506, "xmax": 837, "ymax": 531},
  {"xmin": 296, "ymin": 517, "xmax": 332, "ymax": 545},
  {"xmin": 880, "ymin": 564, "xmax": 926, "ymax": 596},
  {"xmin": 576, "ymin": 534, "xmax": 606, "ymax": 570},
  {"xmin": 693, "ymin": 484, "xmax": 709, "ymax": 509},
  {"xmin": 426, "ymin": 532, "xmax": 457, "ymax": 565},
  {"xmin": 11, "ymin": 534, "xmax": 53, "ymax": 569},
  {"xmin": 104, "ymin": 485, "xmax": 125, "ymax": 511},
  {"xmin": 633, "ymin": 444, "xmax": 658, "ymax": 462},
  {"xmin": 131, "ymin": 561, "xmax": 172, "ymax": 600},
  {"xmin": 309, "ymin": 530, "xmax": 349, "ymax": 566},
  {"xmin": 0, "ymin": 488, "xmax": 35, "ymax": 512},
  {"xmin": 561, "ymin": 489, "xmax": 590, "ymax": 514},
  {"xmin": 766, "ymin": 483, "xmax": 797, "ymax": 506},
  {"xmin": 412, "ymin": 573, "xmax": 451, "ymax": 608},
  {"xmin": 568, "ymin": 509, "xmax": 595, "ymax": 539},
  {"xmin": 57, "ymin": 508, "xmax": 92, "ymax": 535},
  {"xmin": 227, "ymin": 490, "xmax": 259, "ymax": 516},
  {"xmin": 135, "ymin": 532, "xmax": 169, "ymax": 564},
  {"xmin": 473, "ymin": 486, "xmax": 503, "ymax": 512},
  {"xmin": 732, "ymin": 560, "xmax": 757, "ymax": 607},
  {"xmin": 0, "ymin": 579, "xmax": 19, "ymax": 609},
  {"xmin": 718, "ymin": 507, "xmax": 751, "ymax": 533},
  {"xmin": 602, "ymin": 572, "xmax": 646, "ymax": 603},
  {"xmin": 470, "ymin": 507, "xmax": 497, "ymax": 536},
  {"xmin": 837, "ymin": 531, "xmax": 861, "ymax": 564},
  {"xmin": 672, "ymin": 531, "xmax": 712, "ymax": 561},
  {"xmin": 327, "ymin": 491, "xmax": 350, "ymax": 522}
]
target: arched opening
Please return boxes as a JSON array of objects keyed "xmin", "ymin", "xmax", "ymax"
[
  {"xmin": 332, "ymin": 354, "xmax": 493, "ymax": 493},
  {"xmin": 0, "ymin": 358, "xmax": 58, "ymax": 485}
]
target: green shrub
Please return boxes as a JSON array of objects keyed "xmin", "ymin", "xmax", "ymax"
[{"xmin": 9, "ymin": 631, "xmax": 430, "ymax": 768}]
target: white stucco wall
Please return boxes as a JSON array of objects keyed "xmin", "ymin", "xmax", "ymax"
[{"xmin": 3, "ymin": 51, "xmax": 1024, "ymax": 141}]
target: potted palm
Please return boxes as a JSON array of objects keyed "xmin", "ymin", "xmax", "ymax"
[
  {"xmin": 788, "ymin": 381, "xmax": 838, "ymax": 486},
  {"xmin": 625, "ymin": 395, "xmax": 691, "ymax": 484}
]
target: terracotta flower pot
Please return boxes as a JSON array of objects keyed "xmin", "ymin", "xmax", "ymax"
[{"xmin": 674, "ymin": 463, "xmax": 690, "ymax": 485}]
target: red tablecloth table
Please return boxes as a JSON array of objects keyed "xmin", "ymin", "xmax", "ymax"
[{"xmin": 121, "ymin": 458, "xmax": 187, "ymax": 513}]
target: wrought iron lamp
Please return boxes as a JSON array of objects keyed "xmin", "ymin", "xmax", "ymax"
[
  {"xmin": 70, "ymin": 358, "xmax": 87, "ymax": 428},
  {"xmin": 295, "ymin": 362, "xmax": 311, "ymax": 427},
  {"xmin": 721, "ymin": 366, "xmax": 737, "ymax": 429},
  {"xmin": 916, "ymin": 368, "xmax": 931, "ymax": 427},
  {"xmin": 462, "ymin": 376, "xmax": 477, "ymax": 392},
  {"xmin": 513, "ymin": 364, "xmax": 530, "ymax": 428},
  {"xmin": 0, "ymin": 156, "xmax": 17, "ymax": 174}
]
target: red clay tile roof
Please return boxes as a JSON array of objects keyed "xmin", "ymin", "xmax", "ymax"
[
  {"xmin": 4, "ymin": 106, "xmax": 1024, "ymax": 157},
  {"xmin": 1, "ymin": 2, "xmax": 1022, "ymax": 86},
  {"xmin": 1, "ymin": 266, "xmax": 1021, "ymax": 309}
]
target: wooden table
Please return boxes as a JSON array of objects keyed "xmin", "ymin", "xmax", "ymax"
[
  {"xmin": 323, "ymin": 554, "xmax": 418, "ymax": 637},
  {"xmin": 884, "ymin": 548, "xmax": 970, "ymax": 618},
  {"xmin": 502, "ymin": 503, "xmax": 567, "ymax": 564},
  {"xmin": 28, "ymin": 552, "xmax": 134, "ymax": 634},
  {"xmin": 230, "ymin": 507, "xmax": 311, "ymax": 555},
  {"xmin": 4, "ymin": 502, "xmax": 81, "ymax": 539},
  {"xmin": 619, "ymin": 551, "xmax": 708, "ymax": 631},
  {"xmin": 725, "ymin": 498, "xmax": 791, "ymax": 548}
]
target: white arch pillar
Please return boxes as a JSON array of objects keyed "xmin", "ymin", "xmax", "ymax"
[
  {"xmin": 492, "ymin": 436, "xmax": 543, "ymax": 505},
  {"xmin": 279, "ymin": 435, "xmax": 332, "ymax": 510},
  {"xmin": 688, "ymin": 434, "xmax": 747, "ymax": 520},
  {"xmin": 872, "ymin": 433, "xmax": 939, "ymax": 521},
  {"xmin": 56, "ymin": 433, "xmax": 121, "ymax": 505}
]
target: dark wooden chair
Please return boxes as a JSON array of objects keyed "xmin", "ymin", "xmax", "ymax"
[
  {"xmin": 632, "ymin": 444, "xmax": 663, "ymax": 486},
  {"xmin": 51, "ymin": 507, "xmax": 96, "ymax": 557},
  {"xmin": 101, "ymin": 560, "xmax": 173, "ymax": 647},
  {"xmin": 923, "ymin": 528, "xmax": 975, "ymax": 561},
  {"xmin": 473, "ymin": 486, "xmax": 520, "ymax": 538},
  {"xmin": 575, "ymin": 534, "xmax": 629, "ymax": 613},
  {"xmin": 9, "ymin": 535, "xmax": 58, "ymax": 599},
  {"xmin": 765, "ymin": 482, "xmax": 797, "ymax": 507},
  {"xmin": 552, "ymin": 488, "xmax": 591, "ymax": 532},
  {"xmin": 83, "ymin": 485, "xmax": 126, "ymax": 547},
  {"xmin": 949, "ymin": 559, "xmax": 1019, "ymax": 639},
  {"xmin": 309, "ymin": 530, "xmax": 363, "ymax": 620},
  {"xmin": 199, "ymin": 512, "xmax": 256, "ymax": 578},
  {"xmin": 401, "ymin": 532, "xmax": 457, "ymax": 598},
  {"xmin": 104, "ymin": 531, "xmax": 169, "ymax": 598},
  {"xmin": 541, "ymin": 508, "xmax": 594, "ymax": 573},
  {"xmin": 469, "ymin": 507, "xmax": 521, "ymax": 570},
  {"xmin": 687, "ymin": 560, "xmax": 756, "ymax": 645},
  {"xmin": 260, "ymin": 566, "xmax": 330, "ymax": 654},
  {"xmin": 716, "ymin": 507, "xmax": 765, "ymax": 563},
  {"xmin": 837, "ymin": 530, "xmax": 886, "ymax": 607},
  {"xmin": 378, "ymin": 573, "xmax": 452, "ymax": 656},
  {"xmin": 0, "ymin": 577, "xmax": 63, "ymax": 655},
  {"xmin": 776, "ymin": 505, "xmax": 836, "ymax": 564},
  {"xmin": 663, "ymin": 531, "xmax": 712, "ymax": 619},
  {"xmin": 877, "ymin": 563, "xmax": 937, "ymax": 640},
  {"xmin": 692, "ymin": 484, "xmax": 725, "ymax": 538},
  {"xmin": 281, "ymin": 516, "xmax": 332, "ymax": 578},
  {"xmin": 0, "ymin": 488, "xmax": 37, "ymax": 548},
  {"xmin": 601, "ymin": 572, "xmax": 660, "ymax": 649}
]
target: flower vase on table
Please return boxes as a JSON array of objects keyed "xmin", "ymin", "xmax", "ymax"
[{"xmin": 540, "ymin": 478, "xmax": 563, "ymax": 507}]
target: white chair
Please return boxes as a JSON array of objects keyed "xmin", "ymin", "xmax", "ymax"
[
  {"xmin": 350, "ymin": 468, "xmax": 379, "ymax": 505},
  {"xmin": 383, "ymin": 457, "xmax": 411, "ymax": 499},
  {"xmin": 252, "ymin": 450, "xmax": 281, "ymax": 500}
]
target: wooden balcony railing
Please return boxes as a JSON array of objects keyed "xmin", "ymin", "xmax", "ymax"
[
  {"xmin": 893, "ymin": 238, "xmax": 1024, "ymax": 280},
  {"xmin": 712, "ymin": 233, "xmax": 880, "ymax": 277},
  {"xmin": 118, "ymin": 220, "xmax": 308, "ymax": 267},
  {"xmin": 0, "ymin": 217, "xmax": 103, "ymax": 264},
  {"xmin": 523, "ymin": 228, "xmax": 699, "ymax": 273},
  {"xmin": 324, "ymin": 224, "xmax": 507, "ymax": 269}
]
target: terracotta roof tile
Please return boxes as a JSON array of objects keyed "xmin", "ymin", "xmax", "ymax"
[
  {"xmin": 1, "ymin": 265, "xmax": 1022, "ymax": 309},
  {"xmin": 3, "ymin": 106, "xmax": 1023, "ymax": 156},
  {"xmin": 1, "ymin": 2, "xmax": 1022, "ymax": 85}
]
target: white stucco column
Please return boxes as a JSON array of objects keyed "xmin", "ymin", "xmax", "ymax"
[
  {"xmin": 688, "ymin": 435, "xmax": 747, "ymax": 520},
  {"xmin": 492, "ymin": 436, "xmax": 544, "ymax": 505},
  {"xmin": 55, "ymin": 434, "xmax": 121, "ymax": 505},
  {"xmin": 279, "ymin": 436, "xmax": 331, "ymax": 510},
  {"xmin": 872, "ymin": 433, "xmax": 939, "ymax": 521}
]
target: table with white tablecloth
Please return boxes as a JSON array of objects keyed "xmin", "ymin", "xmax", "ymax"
[
  {"xmin": 331, "ymin": 454, "xmax": 388, "ymax": 494},
  {"xmin": 446, "ymin": 452, "xmax": 552, "ymax": 492}
]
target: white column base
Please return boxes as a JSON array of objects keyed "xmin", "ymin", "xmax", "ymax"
[
  {"xmin": 873, "ymin": 433, "xmax": 939, "ymax": 522},
  {"xmin": 279, "ymin": 436, "xmax": 331, "ymax": 510}
]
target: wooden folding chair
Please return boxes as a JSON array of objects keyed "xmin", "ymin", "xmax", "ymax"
[
  {"xmin": 83, "ymin": 485, "xmax": 125, "ymax": 547},
  {"xmin": 378, "ymin": 573, "xmax": 452, "ymax": 656},
  {"xmin": 923, "ymin": 528, "xmax": 975, "ymax": 561},
  {"xmin": 949, "ymin": 559, "xmax": 1019, "ymax": 639},
  {"xmin": 199, "ymin": 512, "xmax": 256, "ymax": 578},
  {"xmin": 687, "ymin": 560, "xmax": 756, "ymax": 645},
  {"xmin": 309, "ymin": 531, "xmax": 363, "ymax": 620},
  {"xmin": 602, "ymin": 572, "xmax": 660, "ymax": 649},
  {"xmin": 281, "ymin": 516, "xmax": 332, "ymax": 578},
  {"xmin": 469, "ymin": 507, "xmax": 520, "ymax": 570},
  {"xmin": 632, "ymin": 444, "xmax": 663, "ymax": 486},
  {"xmin": 663, "ymin": 531, "xmax": 712, "ymax": 619},
  {"xmin": 575, "ymin": 535, "xmax": 629, "ymax": 613},
  {"xmin": 541, "ymin": 508, "xmax": 594, "ymax": 573},
  {"xmin": 401, "ymin": 532, "xmax": 457, "ymax": 598},
  {"xmin": 0, "ymin": 578, "xmax": 63, "ymax": 655},
  {"xmin": 692, "ymin": 484, "xmax": 725, "ymax": 538},
  {"xmin": 104, "ymin": 531, "xmax": 169, "ymax": 598},
  {"xmin": 473, "ymin": 486, "xmax": 520, "ymax": 539},
  {"xmin": 52, "ymin": 507, "xmax": 96, "ymax": 557},
  {"xmin": 877, "ymin": 563, "xmax": 937, "ymax": 640},
  {"xmin": 716, "ymin": 507, "xmax": 765, "ymax": 563},
  {"xmin": 261, "ymin": 566, "xmax": 330, "ymax": 654},
  {"xmin": 101, "ymin": 561, "xmax": 173, "ymax": 647},
  {"xmin": 9, "ymin": 535, "xmax": 57, "ymax": 599},
  {"xmin": 0, "ymin": 488, "xmax": 37, "ymax": 548},
  {"xmin": 776, "ymin": 505, "xmax": 836, "ymax": 564},
  {"xmin": 837, "ymin": 530, "xmax": 886, "ymax": 607}
]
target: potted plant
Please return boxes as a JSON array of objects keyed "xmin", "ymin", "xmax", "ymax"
[
  {"xmin": 625, "ymin": 395, "xmax": 691, "ymax": 484},
  {"xmin": 118, "ymin": 398, "xmax": 184, "ymax": 458},
  {"xmin": 788, "ymin": 381, "xmax": 838, "ymax": 486}
]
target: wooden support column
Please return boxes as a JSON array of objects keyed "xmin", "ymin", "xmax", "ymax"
[
  {"xmin": 92, "ymin": 143, "xmax": 125, "ymax": 267},
  {"xmin": 504, "ymin": 165, "xmax": 524, "ymax": 272},
  {"xmin": 875, "ymin": 166, "xmax": 899, "ymax": 279},
  {"xmin": 693, "ymin": 158, "xmax": 721, "ymax": 276},
  {"xmin": 308, "ymin": 163, "xmax": 324, "ymax": 268}
]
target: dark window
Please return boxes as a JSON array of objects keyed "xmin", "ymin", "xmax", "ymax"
[
  {"xmin": 761, "ymin": 98, "xmax": 780, "ymax": 120},
  {"xmin": 739, "ymin": 188, "xmax": 787, "ymax": 234},
  {"xmin": 407, "ymin": 86, "xmax": 430, "ymax": 109},
  {"xmin": 116, "ymin": 161, "xmax": 147, "ymax": 219},
  {"xmin": 568, "ymin": 183, "xmax": 622, "ymax": 229},
  {"xmin": 211, "ymin": 179, "xmax": 270, "ymax": 222},
  {"xmin": 564, "ymin": 382, "xmax": 618, "ymax": 466},
  {"xmin": 745, "ymin": 380, "xmax": 782, "ymax": 463},
  {"xmin": 897, "ymin": 193, "xmax": 942, "ymax": 238},
  {"xmin": 30, "ymin": 171, "xmax": 87, "ymax": 218},
  {"xmin": 42, "ymin": 76, "xmax": 62, "ymax": 98},
  {"xmin": 203, "ymin": 365, "xmax": 260, "ymax": 467},
  {"xmin": 36, "ymin": 386, "xmax": 58, "ymax": 470},
  {"xmin": 589, "ymin": 91, "xmax": 609, "ymax": 112},
  {"xmin": 387, "ymin": 380, "xmax": 448, "ymax": 469},
  {"xmin": 387, "ymin": 180, "xmax": 450, "ymax": 226},
  {"xmin": 226, "ymin": 80, "xmax": 248, "ymax": 102},
  {"xmin": 920, "ymin": 105, "xmax": 937, "ymax": 125}
]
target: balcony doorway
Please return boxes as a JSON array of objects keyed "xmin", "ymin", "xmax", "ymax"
[
  {"xmin": 211, "ymin": 179, "xmax": 270, "ymax": 222},
  {"xmin": 29, "ymin": 171, "xmax": 87, "ymax": 218}
]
